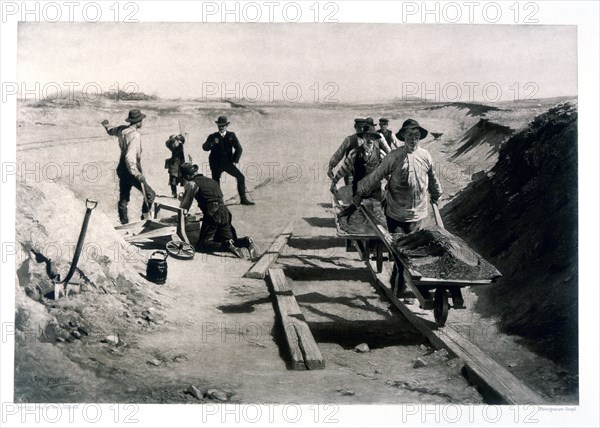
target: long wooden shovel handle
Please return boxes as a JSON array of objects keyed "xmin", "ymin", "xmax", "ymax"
[{"xmin": 432, "ymin": 202, "xmax": 445, "ymax": 229}]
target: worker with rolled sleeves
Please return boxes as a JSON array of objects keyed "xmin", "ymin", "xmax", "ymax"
[{"xmin": 102, "ymin": 109, "xmax": 155, "ymax": 224}]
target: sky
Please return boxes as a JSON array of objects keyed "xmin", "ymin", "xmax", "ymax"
[{"xmin": 18, "ymin": 22, "xmax": 577, "ymax": 103}]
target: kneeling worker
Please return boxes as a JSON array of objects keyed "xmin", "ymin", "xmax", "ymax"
[{"xmin": 179, "ymin": 163, "xmax": 259, "ymax": 259}]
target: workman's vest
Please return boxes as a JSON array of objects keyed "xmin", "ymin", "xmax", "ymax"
[
  {"xmin": 191, "ymin": 175, "xmax": 224, "ymax": 213},
  {"xmin": 379, "ymin": 129, "xmax": 394, "ymax": 146},
  {"xmin": 352, "ymin": 144, "xmax": 382, "ymax": 196}
]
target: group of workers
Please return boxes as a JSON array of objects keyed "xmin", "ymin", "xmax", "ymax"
[
  {"xmin": 328, "ymin": 117, "xmax": 442, "ymax": 235},
  {"xmin": 103, "ymin": 111, "xmax": 258, "ymax": 260},
  {"xmin": 102, "ymin": 110, "xmax": 443, "ymax": 260}
]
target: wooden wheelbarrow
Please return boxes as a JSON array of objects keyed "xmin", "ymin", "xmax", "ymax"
[
  {"xmin": 360, "ymin": 203, "xmax": 501, "ymax": 326},
  {"xmin": 115, "ymin": 200, "xmax": 201, "ymax": 259}
]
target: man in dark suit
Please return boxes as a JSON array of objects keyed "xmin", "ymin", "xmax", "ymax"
[{"xmin": 202, "ymin": 116, "xmax": 255, "ymax": 205}]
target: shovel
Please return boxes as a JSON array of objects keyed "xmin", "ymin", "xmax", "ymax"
[{"xmin": 54, "ymin": 199, "xmax": 97, "ymax": 299}]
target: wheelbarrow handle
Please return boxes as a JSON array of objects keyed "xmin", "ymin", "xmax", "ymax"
[{"xmin": 431, "ymin": 202, "xmax": 445, "ymax": 229}]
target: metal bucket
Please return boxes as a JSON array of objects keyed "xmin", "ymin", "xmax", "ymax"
[{"xmin": 146, "ymin": 250, "xmax": 168, "ymax": 284}]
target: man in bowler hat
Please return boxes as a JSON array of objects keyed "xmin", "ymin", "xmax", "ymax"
[
  {"xmin": 102, "ymin": 109, "xmax": 156, "ymax": 224},
  {"xmin": 202, "ymin": 116, "xmax": 254, "ymax": 205}
]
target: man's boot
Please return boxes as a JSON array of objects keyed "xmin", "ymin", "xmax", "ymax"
[
  {"xmin": 248, "ymin": 237, "xmax": 260, "ymax": 260},
  {"xmin": 238, "ymin": 181, "xmax": 255, "ymax": 205},
  {"xmin": 118, "ymin": 201, "xmax": 129, "ymax": 225}
]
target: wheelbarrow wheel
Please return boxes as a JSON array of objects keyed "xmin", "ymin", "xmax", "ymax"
[
  {"xmin": 433, "ymin": 287, "xmax": 449, "ymax": 326},
  {"xmin": 166, "ymin": 240, "xmax": 195, "ymax": 260}
]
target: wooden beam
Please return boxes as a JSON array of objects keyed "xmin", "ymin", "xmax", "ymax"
[
  {"xmin": 438, "ymin": 327, "xmax": 545, "ymax": 404},
  {"xmin": 124, "ymin": 226, "xmax": 176, "ymax": 242},
  {"xmin": 268, "ymin": 268, "xmax": 325, "ymax": 370},
  {"xmin": 292, "ymin": 318, "xmax": 325, "ymax": 370},
  {"xmin": 366, "ymin": 259, "xmax": 447, "ymax": 350},
  {"xmin": 364, "ymin": 258, "xmax": 545, "ymax": 404},
  {"xmin": 273, "ymin": 294, "xmax": 306, "ymax": 370},
  {"xmin": 417, "ymin": 277, "xmax": 493, "ymax": 286},
  {"xmin": 245, "ymin": 221, "xmax": 294, "ymax": 279},
  {"xmin": 269, "ymin": 268, "xmax": 293, "ymax": 294}
]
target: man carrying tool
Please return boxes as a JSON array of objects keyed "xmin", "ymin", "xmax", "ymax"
[
  {"xmin": 165, "ymin": 134, "xmax": 187, "ymax": 198},
  {"xmin": 202, "ymin": 116, "xmax": 255, "ymax": 205},
  {"xmin": 102, "ymin": 109, "xmax": 155, "ymax": 224},
  {"xmin": 355, "ymin": 119, "xmax": 442, "ymax": 234},
  {"xmin": 179, "ymin": 162, "xmax": 259, "ymax": 259}
]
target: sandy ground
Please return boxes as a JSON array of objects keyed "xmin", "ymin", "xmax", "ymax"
[{"xmin": 13, "ymin": 98, "xmax": 576, "ymax": 403}]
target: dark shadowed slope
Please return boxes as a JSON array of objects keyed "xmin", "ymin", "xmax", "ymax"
[
  {"xmin": 442, "ymin": 102, "xmax": 578, "ymax": 371},
  {"xmin": 450, "ymin": 118, "xmax": 514, "ymax": 162}
]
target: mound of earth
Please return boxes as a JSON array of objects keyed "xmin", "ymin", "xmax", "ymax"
[
  {"xmin": 450, "ymin": 118, "xmax": 513, "ymax": 163},
  {"xmin": 424, "ymin": 102, "xmax": 503, "ymax": 117},
  {"xmin": 394, "ymin": 227, "xmax": 501, "ymax": 281},
  {"xmin": 14, "ymin": 180, "xmax": 165, "ymax": 401},
  {"xmin": 442, "ymin": 101, "xmax": 578, "ymax": 369}
]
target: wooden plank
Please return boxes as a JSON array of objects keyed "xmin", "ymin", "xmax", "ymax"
[
  {"xmin": 268, "ymin": 268, "xmax": 293, "ymax": 294},
  {"xmin": 245, "ymin": 221, "xmax": 294, "ymax": 279},
  {"xmin": 292, "ymin": 318, "xmax": 325, "ymax": 370},
  {"xmin": 364, "ymin": 258, "xmax": 545, "ymax": 404},
  {"xmin": 439, "ymin": 326, "xmax": 546, "ymax": 405},
  {"xmin": 417, "ymin": 277, "xmax": 493, "ymax": 287},
  {"xmin": 124, "ymin": 226, "xmax": 176, "ymax": 242},
  {"xmin": 274, "ymin": 297, "xmax": 305, "ymax": 371},
  {"xmin": 366, "ymin": 259, "xmax": 447, "ymax": 350},
  {"xmin": 268, "ymin": 269, "xmax": 325, "ymax": 370}
]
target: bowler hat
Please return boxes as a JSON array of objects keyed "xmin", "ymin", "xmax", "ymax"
[
  {"xmin": 396, "ymin": 119, "xmax": 428, "ymax": 141},
  {"xmin": 125, "ymin": 109, "xmax": 146, "ymax": 124},
  {"xmin": 215, "ymin": 116, "xmax": 230, "ymax": 126},
  {"xmin": 365, "ymin": 117, "xmax": 376, "ymax": 127},
  {"xmin": 180, "ymin": 163, "xmax": 199, "ymax": 178}
]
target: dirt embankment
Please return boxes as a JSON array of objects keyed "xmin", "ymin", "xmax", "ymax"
[
  {"xmin": 14, "ymin": 179, "xmax": 164, "ymax": 401},
  {"xmin": 442, "ymin": 102, "xmax": 578, "ymax": 371},
  {"xmin": 450, "ymin": 118, "xmax": 513, "ymax": 163}
]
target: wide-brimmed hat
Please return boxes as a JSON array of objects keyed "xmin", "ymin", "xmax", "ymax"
[
  {"xmin": 215, "ymin": 116, "xmax": 230, "ymax": 126},
  {"xmin": 363, "ymin": 125, "xmax": 381, "ymax": 139},
  {"xmin": 396, "ymin": 119, "xmax": 428, "ymax": 141},
  {"xmin": 365, "ymin": 117, "xmax": 376, "ymax": 127},
  {"xmin": 125, "ymin": 109, "xmax": 146, "ymax": 124},
  {"xmin": 180, "ymin": 163, "xmax": 199, "ymax": 177}
]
